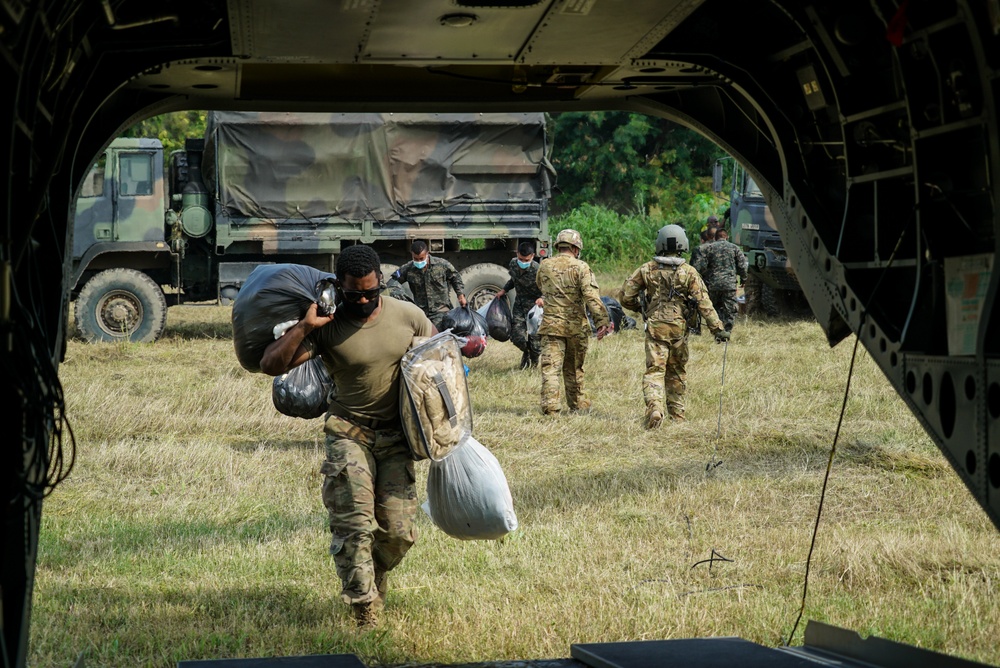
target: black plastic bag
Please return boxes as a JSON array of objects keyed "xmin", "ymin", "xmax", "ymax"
[
  {"xmin": 272, "ymin": 356, "xmax": 335, "ymax": 419},
  {"xmin": 602, "ymin": 296, "xmax": 626, "ymax": 333},
  {"xmin": 485, "ymin": 297, "xmax": 513, "ymax": 342},
  {"xmin": 441, "ymin": 306, "xmax": 478, "ymax": 336},
  {"xmin": 232, "ymin": 263, "xmax": 336, "ymax": 373}
]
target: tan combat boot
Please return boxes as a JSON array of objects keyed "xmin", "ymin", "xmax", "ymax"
[
  {"xmin": 646, "ymin": 408, "xmax": 664, "ymax": 429},
  {"xmin": 351, "ymin": 601, "xmax": 378, "ymax": 628}
]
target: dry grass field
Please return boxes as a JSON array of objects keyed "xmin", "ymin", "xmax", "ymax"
[{"xmin": 30, "ymin": 293, "xmax": 1000, "ymax": 667}]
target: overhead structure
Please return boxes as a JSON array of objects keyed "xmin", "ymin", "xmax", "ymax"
[{"xmin": 2, "ymin": 1, "xmax": 998, "ymax": 667}]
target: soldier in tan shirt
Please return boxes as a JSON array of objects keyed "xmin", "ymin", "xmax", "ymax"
[{"xmin": 535, "ymin": 229, "xmax": 612, "ymax": 415}]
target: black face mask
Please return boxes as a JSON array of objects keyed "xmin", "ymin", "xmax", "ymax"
[{"xmin": 340, "ymin": 295, "xmax": 379, "ymax": 318}]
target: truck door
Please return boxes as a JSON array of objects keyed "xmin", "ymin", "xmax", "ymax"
[
  {"xmin": 73, "ymin": 151, "xmax": 114, "ymax": 261},
  {"xmin": 115, "ymin": 150, "xmax": 165, "ymax": 243}
]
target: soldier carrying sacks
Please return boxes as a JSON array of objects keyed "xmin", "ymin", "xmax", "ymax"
[
  {"xmin": 388, "ymin": 240, "xmax": 467, "ymax": 330},
  {"xmin": 496, "ymin": 241, "xmax": 543, "ymax": 370},
  {"xmin": 621, "ymin": 224, "xmax": 729, "ymax": 429}
]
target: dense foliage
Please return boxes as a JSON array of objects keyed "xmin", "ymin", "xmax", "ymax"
[
  {"xmin": 124, "ymin": 111, "xmax": 207, "ymax": 167},
  {"xmin": 547, "ymin": 111, "xmax": 723, "ymax": 218}
]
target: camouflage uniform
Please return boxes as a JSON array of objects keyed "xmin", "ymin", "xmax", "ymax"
[
  {"xmin": 691, "ymin": 238, "xmax": 748, "ymax": 331},
  {"xmin": 390, "ymin": 256, "xmax": 465, "ymax": 329},
  {"xmin": 536, "ymin": 253, "xmax": 609, "ymax": 414},
  {"xmin": 502, "ymin": 257, "xmax": 542, "ymax": 365},
  {"xmin": 621, "ymin": 257, "xmax": 723, "ymax": 423},
  {"xmin": 321, "ymin": 415, "xmax": 416, "ymax": 607}
]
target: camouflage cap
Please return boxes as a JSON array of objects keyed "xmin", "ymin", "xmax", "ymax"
[{"xmin": 555, "ymin": 228, "xmax": 583, "ymax": 250}]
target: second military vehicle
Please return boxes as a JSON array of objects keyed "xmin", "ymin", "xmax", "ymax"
[
  {"xmin": 72, "ymin": 111, "xmax": 555, "ymax": 342},
  {"xmin": 713, "ymin": 158, "xmax": 808, "ymax": 317}
]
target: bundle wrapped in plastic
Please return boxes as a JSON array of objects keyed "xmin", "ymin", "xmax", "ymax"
[
  {"xmin": 422, "ymin": 436, "xmax": 517, "ymax": 540},
  {"xmin": 526, "ymin": 304, "xmax": 543, "ymax": 336},
  {"xmin": 399, "ymin": 331, "xmax": 473, "ymax": 461},
  {"xmin": 231, "ymin": 263, "xmax": 336, "ymax": 373},
  {"xmin": 272, "ymin": 356, "xmax": 335, "ymax": 419}
]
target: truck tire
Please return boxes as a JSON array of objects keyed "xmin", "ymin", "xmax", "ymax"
[
  {"xmin": 75, "ymin": 268, "xmax": 168, "ymax": 343},
  {"xmin": 460, "ymin": 263, "xmax": 511, "ymax": 312}
]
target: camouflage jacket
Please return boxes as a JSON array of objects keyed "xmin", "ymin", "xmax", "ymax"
[
  {"xmin": 391, "ymin": 256, "xmax": 465, "ymax": 316},
  {"xmin": 688, "ymin": 242, "xmax": 708, "ymax": 269},
  {"xmin": 621, "ymin": 257, "xmax": 723, "ymax": 339},
  {"xmin": 535, "ymin": 253, "xmax": 609, "ymax": 337},
  {"xmin": 502, "ymin": 257, "xmax": 541, "ymax": 306},
  {"xmin": 691, "ymin": 239, "xmax": 748, "ymax": 291}
]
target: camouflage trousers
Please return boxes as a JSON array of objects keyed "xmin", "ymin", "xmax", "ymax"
[
  {"xmin": 643, "ymin": 335, "xmax": 689, "ymax": 420},
  {"xmin": 321, "ymin": 414, "xmax": 418, "ymax": 606},
  {"xmin": 539, "ymin": 332, "xmax": 590, "ymax": 413},
  {"xmin": 510, "ymin": 303, "xmax": 541, "ymax": 360},
  {"xmin": 708, "ymin": 289, "xmax": 738, "ymax": 331}
]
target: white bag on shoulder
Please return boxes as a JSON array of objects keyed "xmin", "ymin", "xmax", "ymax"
[{"xmin": 422, "ymin": 436, "xmax": 517, "ymax": 540}]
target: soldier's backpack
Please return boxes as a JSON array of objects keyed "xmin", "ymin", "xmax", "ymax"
[{"xmin": 399, "ymin": 331, "xmax": 473, "ymax": 461}]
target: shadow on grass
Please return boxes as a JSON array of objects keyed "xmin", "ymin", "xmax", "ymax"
[{"xmin": 33, "ymin": 580, "xmax": 399, "ymax": 666}]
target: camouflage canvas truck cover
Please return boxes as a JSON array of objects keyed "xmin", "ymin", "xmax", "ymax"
[{"xmin": 71, "ymin": 111, "xmax": 555, "ymax": 342}]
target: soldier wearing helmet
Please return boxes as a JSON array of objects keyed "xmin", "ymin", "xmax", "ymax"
[
  {"xmin": 620, "ymin": 224, "xmax": 728, "ymax": 428},
  {"xmin": 534, "ymin": 228, "xmax": 612, "ymax": 415}
]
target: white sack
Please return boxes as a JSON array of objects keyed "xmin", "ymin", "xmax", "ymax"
[{"xmin": 421, "ymin": 436, "xmax": 517, "ymax": 540}]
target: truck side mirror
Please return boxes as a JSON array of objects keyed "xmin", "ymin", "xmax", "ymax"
[{"xmin": 712, "ymin": 163, "xmax": 724, "ymax": 193}]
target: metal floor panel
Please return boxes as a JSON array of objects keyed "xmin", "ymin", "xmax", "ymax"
[{"xmin": 571, "ymin": 638, "xmax": 825, "ymax": 668}]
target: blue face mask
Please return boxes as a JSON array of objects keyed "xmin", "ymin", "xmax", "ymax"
[
  {"xmin": 517, "ymin": 259, "xmax": 532, "ymax": 269},
  {"xmin": 413, "ymin": 260, "xmax": 427, "ymax": 269}
]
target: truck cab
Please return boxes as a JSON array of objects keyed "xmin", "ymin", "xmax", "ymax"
[{"xmin": 72, "ymin": 138, "xmax": 173, "ymax": 343}]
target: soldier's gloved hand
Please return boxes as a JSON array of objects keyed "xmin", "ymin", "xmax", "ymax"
[{"xmin": 714, "ymin": 329, "xmax": 731, "ymax": 343}]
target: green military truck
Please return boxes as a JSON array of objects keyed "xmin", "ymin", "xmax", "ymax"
[
  {"xmin": 712, "ymin": 158, "xmax": 807, "ymax": 316},
  {"xmin": 72, "ymin": 111, "xmax": 555, "ymax": 342}
]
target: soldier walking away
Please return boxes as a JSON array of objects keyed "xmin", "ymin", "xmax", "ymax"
[
  {"xmin": 387, "ymin": 240, "xmax": 467, "ymax": 330},
  {"xmin": 621, "ymin": 224, "xmax": 729, "ymax": 428},
  {"xmin": 686, "ymin": 227, "xmax": 716, "ymax": 335},
  {"xmin": 535, "ymin": 229, "xmax": 612, "ymax": 415},
  {"xmin": 691, "ymin": 227, "xmax": 748, "ymax": 332},
  {"xmin": 496, "ymin": 241, "xmax": 543, "ymax": 369},
  {"xmin": 259, "ymin": 245, "xmax": 435, "ymax": 629}
]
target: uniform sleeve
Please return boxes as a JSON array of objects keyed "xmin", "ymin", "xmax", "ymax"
[
  {"xmin": 735, "ymin": 246, "xmax": 749, "ymax": 282},
  {"xmin": 620, "ymin": 265, "xmax": 645, "ymax": 312},
  {"xmin": 691, "ymin": 246, "xmax": 708, "ymax": 275},
  {"xmin": 581, "ymin": 264, "xmax": 610, "ymax": 328},
  {"xmin": 391, "ymin": 262, "xmax": 411, "ymax": 285},
  {"xmin": 688, "ymin": 270, "xmax": 723, "ymax": 333},
  {"xmin": 446, "ymin": 261, "xmax": 465, "ymax": 295},
  {"xmin": 503, "ymin": 260, "xmax": 516, "ymax": 292}
]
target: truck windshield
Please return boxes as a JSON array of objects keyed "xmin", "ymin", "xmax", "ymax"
[{"xmin": 744, "ymin": 176, "xmax": 763, "ymax": 199}]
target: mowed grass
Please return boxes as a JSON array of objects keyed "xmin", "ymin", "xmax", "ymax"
[{"xmin": 33, "ymin": 293, "xmax": 1000, "ymax": 667}]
